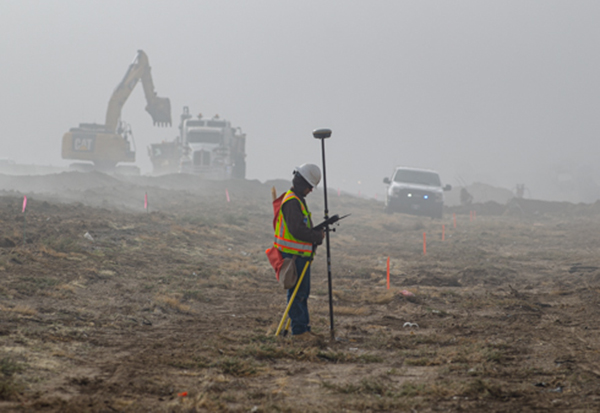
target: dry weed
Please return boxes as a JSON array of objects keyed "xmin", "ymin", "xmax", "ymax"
[
  {"xmin": 331, "ymin": 306, "xmax": 370, "ymax": 316},
  {"xmin": 12, "ymin": 305, "xmax": 38, "ymax": 316},
  {"xmin": 0, "ymin": 303, "xmax": 38, "ymax": 316},
  {"xmin": 0, "ymin": 356, "xmax": 23, "ymax": 401},
  {"xmin": 216, "ymin": 356, "xmax": 258, "ymax": 377},
  {"xmin": 57, "ymin": 283, "xmax": 77, "ymax": 294},
  {"xmin": 155, "ymin": 294, "xmax": 191, "ymax": 313},
  {"xmin": 363, "ymin": 291, "xmax": 395, "ymax": 305},
  {"xmin": 38, "ymin": 244, "xmax": 68, "ymax": 258}
]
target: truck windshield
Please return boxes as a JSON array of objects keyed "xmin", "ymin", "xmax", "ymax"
[
  {"xmin": 394, "ymin": 170, "xmax": 441, "ymax": 186},
  {"xmin": 187, "ymin": 131, "xmax": 222, "ymax": 144}
]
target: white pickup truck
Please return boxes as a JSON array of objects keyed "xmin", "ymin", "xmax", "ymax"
[{"xmin": 383, "ymin": 167, "xmax": 452, "ymax": 218}]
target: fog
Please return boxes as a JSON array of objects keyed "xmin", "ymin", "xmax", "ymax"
[{"xmin": 2, "ymin": 1, "xmax": 600, "ymax": 202}]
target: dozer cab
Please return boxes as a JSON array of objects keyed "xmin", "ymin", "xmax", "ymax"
[{"xmin": 62, "ymin": 50, "xmax": 171, "ymax": 172}]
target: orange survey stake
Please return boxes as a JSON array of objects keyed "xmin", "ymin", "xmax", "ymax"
[{"xmin": 386, "ymin": 256, "xmax": 390, "ymax": 290}]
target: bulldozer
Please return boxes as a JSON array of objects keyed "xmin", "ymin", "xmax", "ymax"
[{"xmin": 62, "ymin": 50, "xmax": 171, "ymax": 172}]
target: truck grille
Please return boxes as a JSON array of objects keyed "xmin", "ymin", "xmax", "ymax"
[{"xmin": 193, "ymin": 150, "xmax": 211, "ymax": 166}]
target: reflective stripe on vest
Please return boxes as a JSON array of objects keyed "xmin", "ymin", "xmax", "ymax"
[{"xmin": 274, "ymin": 190, "xmax": 313, "ymax": 256}]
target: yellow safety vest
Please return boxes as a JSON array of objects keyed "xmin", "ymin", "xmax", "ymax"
[{"xmin": 274, "ymin": 190, "xmax": 313, "ymax": 257}]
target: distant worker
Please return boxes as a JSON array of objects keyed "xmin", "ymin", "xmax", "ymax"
[{"xmin": 274, "ymin": 164, "xmax": 325, "ymax": 339}]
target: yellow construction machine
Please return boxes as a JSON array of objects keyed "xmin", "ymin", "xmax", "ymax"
[{"xmin": 62, "ymin": 50, "xmax": 171, "ymax": 172}]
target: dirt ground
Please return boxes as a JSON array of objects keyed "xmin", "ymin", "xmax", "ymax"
[{"xmin": 1, "ymin": 172, "xmax": 600, "ymax": 412}]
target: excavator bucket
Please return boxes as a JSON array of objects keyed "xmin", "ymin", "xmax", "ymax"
[{"xmin": 146, "ymin": 96, "xmax": 172, "ymax": 127}]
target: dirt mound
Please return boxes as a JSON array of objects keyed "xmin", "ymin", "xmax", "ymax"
[
  {"xmin": 448, "ymin": 197, "xmax": 600, "ymax": 218},
  {"xmin": 1, "ymin": 174, "xmax": 600, "ymax": 411},
  {"xmin": 263, "ymin": 179, "xmax": 291, "ymax": 196},
  {"xmin": 0, "ymin": 171, "xmax": 122, "ymax": 193},
  {"xmin": 445, "ymin": 182, "xmax": 514, "ymax": 206},
  {"xmin": 448, "ymin": 200, "xmax": 506, "ymax": 216}
]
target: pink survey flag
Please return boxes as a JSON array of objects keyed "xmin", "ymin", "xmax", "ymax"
[
  {"xmin": 22, "ymin": 196, "xmax": 27, "ymax": 213},
  {"xmin": 144, "ymin": 192, "xmax": 148, "ymax": 209}
]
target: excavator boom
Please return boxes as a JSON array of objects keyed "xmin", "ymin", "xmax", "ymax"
[
  {"xmin": 104, "ymin": 50, "xmax": 171, "ymax": 132},
  {"xmin": 140, "ymin": 57, "xmax": 172, "ymax": 127}
]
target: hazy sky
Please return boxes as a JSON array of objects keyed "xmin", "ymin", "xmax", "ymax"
[{"xmin": 2, "ymin": 1, "xmax": 600, "ymax": 201}]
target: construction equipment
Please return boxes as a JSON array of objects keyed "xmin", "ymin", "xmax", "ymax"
[
  {"xmin": 62, "ymin": 50, "xmax": 171, "ymax": 172},
  {"xmin": 147, "ymin": 137, "xmax": 183, "ymax": 175},
  {"xmin": 149, "ymin": 107, "xmax": 246, "ymax": 179},
  {"xmin": 383, "ymin": 167, "xmax": 452, "ymax": 218}
]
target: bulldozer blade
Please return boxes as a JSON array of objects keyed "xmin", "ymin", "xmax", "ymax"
[{"xmin": 146, "ymin": 96, "xmax": 172, "ymax": 127}]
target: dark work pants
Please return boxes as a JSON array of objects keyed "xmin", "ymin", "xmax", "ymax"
[{"xmin": 282, "ymin": 252, "xmax": 311, "ymax": 335}]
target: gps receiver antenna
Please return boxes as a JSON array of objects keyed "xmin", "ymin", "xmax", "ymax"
[{"xmin": 313, "ymin": 128, "xmax": 335, "ymax": 339}]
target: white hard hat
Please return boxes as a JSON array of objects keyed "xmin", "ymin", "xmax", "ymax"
[{"xmin": 295, "ymin": 163, "xmax": 321, "ymax": 187}]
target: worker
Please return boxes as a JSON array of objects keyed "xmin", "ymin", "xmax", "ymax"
[{"xmin": 274, "ymin": 163, "xmax": 325, "ymax": 339}]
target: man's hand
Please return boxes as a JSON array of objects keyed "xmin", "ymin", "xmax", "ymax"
[{"xmin": 313, "ymin": 229, "xmax": 325, "ymax": 245}]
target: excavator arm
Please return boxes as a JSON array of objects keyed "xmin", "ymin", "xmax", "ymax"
[{"xmin": 104, "ymin": 50, "xmax": 171, "ymax": 133}]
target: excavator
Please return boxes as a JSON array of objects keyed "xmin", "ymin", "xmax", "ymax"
[{"xmin": 62, "ymin": 50, "xmax": 171, "ymax": 172}]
